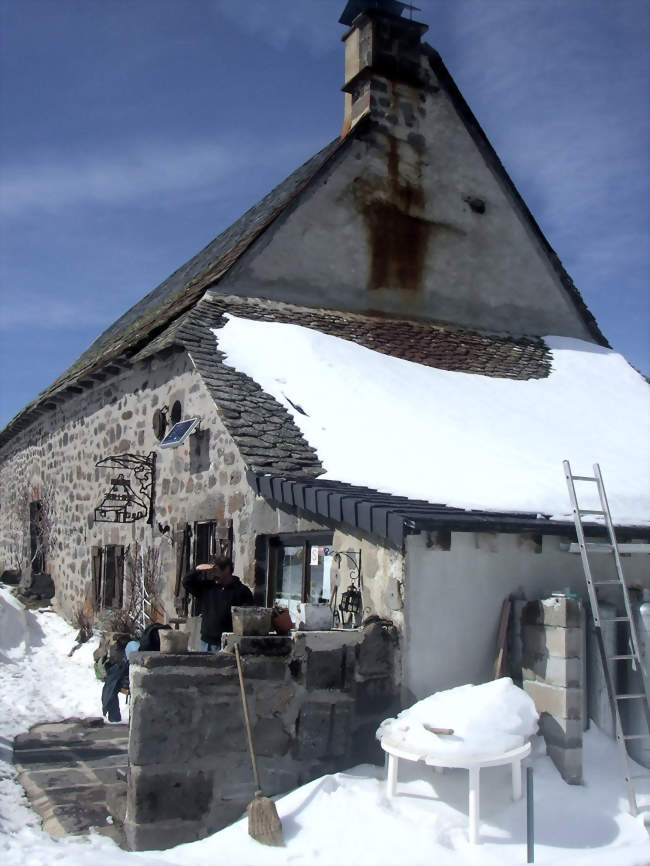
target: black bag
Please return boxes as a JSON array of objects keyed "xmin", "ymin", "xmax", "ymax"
[{"xmin": 138, "ymin": 622, "xmax": 171, "ymax": 651}]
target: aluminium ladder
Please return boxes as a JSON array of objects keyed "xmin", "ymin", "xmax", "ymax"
[{"xmin": 564, "ymin": 460, "xmax": 650, "ymax": 815}]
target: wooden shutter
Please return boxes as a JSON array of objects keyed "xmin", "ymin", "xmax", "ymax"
[
  {"xmin": 115, "ymin": 546, "xmax": 124, "ymax": 608},
  {"xmin": 91, "ymin": 546, "xmax": 103, "ymax": 608}
]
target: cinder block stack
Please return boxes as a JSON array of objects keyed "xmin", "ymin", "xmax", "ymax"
[{"xmin": 522, "ymin": 596, "xmax": 583, "ymax": 784}]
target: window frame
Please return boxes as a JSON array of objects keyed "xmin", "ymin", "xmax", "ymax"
[{"xmin": 263, "ymin": 532, "xmax": 333, "ymax": 608}]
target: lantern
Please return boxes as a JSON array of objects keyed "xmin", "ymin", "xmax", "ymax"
[{"xmin": 340, "ymin": 583, "xmax": 362, "ymax": 616}]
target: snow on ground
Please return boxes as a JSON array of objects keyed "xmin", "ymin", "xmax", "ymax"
[
  {"xmin": 2, "ymin": 588, "xmax": 650, "ymax": 865},
  {"xmin": 214, "ymin": 316, "xmax": 650, "ymax": 524}
]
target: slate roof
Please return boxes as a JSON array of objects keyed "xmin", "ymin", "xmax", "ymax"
[
  {"xmin": 0, "ymin": 138, "xmax": 348, "ymax": 449},
  {"xmin": 246, "ymin": 472, "xmax": 650, "ymax": 550},
  {"xmin": 146, "ymin": 292, "xmax": 552, "ymax": 475},
  {"xmin": 0, "ymin": 43, "xmax": 607, "ymax": 450}
]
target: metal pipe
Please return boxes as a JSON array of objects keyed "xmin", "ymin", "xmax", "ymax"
[{"xmin": 526, "ymin": 765, "xmax": 534, "ymax": 863}]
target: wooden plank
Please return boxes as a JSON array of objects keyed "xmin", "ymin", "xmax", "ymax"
[{"xmin": 493, "ymin": 596, "xmax": 512, "ymax": 680}]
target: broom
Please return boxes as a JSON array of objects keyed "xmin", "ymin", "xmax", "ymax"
[{"xmin": 234, "ymin": 643, "xmax": 285, "ymax": 847}]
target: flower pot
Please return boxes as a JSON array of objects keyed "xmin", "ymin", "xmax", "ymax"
[{"xmin": 271, "ymin": 607, "xmax": 293, "ymax": 635}]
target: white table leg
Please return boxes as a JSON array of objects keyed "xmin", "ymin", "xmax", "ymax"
[
  {"xmin": 468, "ymin": 766, "xmax": 480, "ymax": 845},
  {"xmin": 512, "ymin": 759, "xmax": 522, "ymax": 800},
  {"xmin": 386, "ymin": 753, "xmax": 398, "ymax": 799}
]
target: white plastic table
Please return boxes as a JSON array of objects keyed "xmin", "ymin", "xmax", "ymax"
[{"xmin": 381, "ymin": 735, "xmax": 531, "ymax": 844}]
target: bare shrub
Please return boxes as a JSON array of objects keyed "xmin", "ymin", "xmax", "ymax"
[
  {"xmin": 72, "ymin": 602, "xmax": 95, "ymax": 642},
  {"xmin": 124, "ymin": 542, "xmax": 165, "ymax": 633},
  {"xmin": 105, "ymin": 607, "xmax": 138, "ymax": 636}
]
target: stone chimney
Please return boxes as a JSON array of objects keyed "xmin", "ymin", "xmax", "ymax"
[{"xmin": 340, "ymin": 1, "xmax": 429, "ymax": 136}]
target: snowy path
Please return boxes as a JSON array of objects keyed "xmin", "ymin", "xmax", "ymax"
[{"xmin": 1, "ymin": 586, "xmax": 650, "ymax": 865}]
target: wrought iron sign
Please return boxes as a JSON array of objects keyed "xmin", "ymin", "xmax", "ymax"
[{"xmin": 94, "ymin": 452, "xmax": 156, "ymax": 525}]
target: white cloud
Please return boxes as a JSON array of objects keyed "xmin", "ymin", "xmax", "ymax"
[
  {"xmin": 0, "ymin": 134, "xmax": 328, "ymax": 218},
  {"xmin": 0, "ymin": 140, "xmax": 242, "ymax": 217},
  {"xmin": 0, "ymin": 296, "xmax": 111, "ymax": 331}
]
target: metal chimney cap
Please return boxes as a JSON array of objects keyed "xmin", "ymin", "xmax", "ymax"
[{"xmin": 339, "ymin": 0, "xmax": 420, "ymax": 27}]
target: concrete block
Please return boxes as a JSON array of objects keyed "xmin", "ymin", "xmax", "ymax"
[
  {"xmin": 253, "ymin": 683, "xmax": 295, "ymax": 717},
  {"xmin": 522, "ymin": 624, "xmax": 582, "ymax": 659},
  {"xmin": 305, "ymin": 648, "xmax": 345, "ymax": 690},
  {"xmin": 353, "ymin": 675, "xmax": 397, "ymax": 714},
  {"xmin": 221, "ymin": 634, "xmax": 292, "ymax": 656},
  {"xmin": 129, "ymin": 698, "xmax": 195, "ymax": 765},
  {"xmin": 130, "ymin": 652, "xmax": 236, "ymax": 671},
  {"xmin": 231, "ymin": 606, "xmax": 272, "ymax": 636},
  {"xmin": 240, "ymin": 657, "xmax": 289, "ymax": 681},
  {"xmin": 124, "ymin": 817, "xmax": 205, "ymax": 851},
  {"xmin": 295, "ymin": 603, "xmax": 333, "ymax": 631},
  {"xmin": 127, "ymin": 766, "xmax": 213, "ymax": 823},
  {"xmin": 538, "ymin": 712, "xmax": 582, "ymax": 748},
  {"xmin": 522, "ymin": 680, "xmax": 582, "ymax": 720},
  {"xmin": 295, "ymin": 702, "xmax": 332, "ymax": 760},
  {"xmin": 522, "ymin": 654, "xmax": 582, "ymax": 688},
  {"xmin": 253, "ymin": 718, "xmax": 291, "ymax": 756},
  {"xmin": 329, "ymin": 701, "xmax": 353, "ymax": 757},
  {"xmin": 523, "ymin": 597, "xmax": 582, "ymax": 629},
  {"xmin": 255, "ymin": 763, "xmax": 300, "ymax": 797},
  {"xmin": 546, "ymin": 744, "xmax": 583, "ymax": 785},
  {"xmin": 357, "ymin": 621, "xmax": 397, "ymax": 677}
]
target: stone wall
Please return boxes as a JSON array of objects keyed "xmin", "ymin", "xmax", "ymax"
[
  {"xmin": 0, "ymin": 349, "xmax": 326, "ymax": 621},
  {"xmin": 125, "ymin": 623, "xmax": 399, "ymax": 850},
  {"xmin": 522, "ymin": 596, "xmax": 584, "ymax": 784}
]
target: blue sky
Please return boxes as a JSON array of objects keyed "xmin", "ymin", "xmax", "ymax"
[{"xmin": 0, "ymin": 0, "xmax": 648, "ymax": 430}]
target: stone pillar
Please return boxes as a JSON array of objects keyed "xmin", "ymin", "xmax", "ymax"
[
  {"xmin": 522, "ymin": 597, "xmax": 583, "ymax": 784},
  {"xmin": 123, "ymin": 625, "xmax": 398, "ymax": 850}
]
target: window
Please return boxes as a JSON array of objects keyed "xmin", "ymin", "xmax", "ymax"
[
  {"xmin": 91, "ymin": 545, "xmax": 124, "ymax": 609},
  {"xmin": 192, "ymin": 519, "xmax": 232, "ymax": 566},
  {"xmin": 264, "ymin": 533, "xmax": 333, "ymax": 620}
]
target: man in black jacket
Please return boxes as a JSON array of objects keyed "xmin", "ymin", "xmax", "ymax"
[{"xmin": 183, "ymin": 554, "xmax": 254, "ymax": 651}]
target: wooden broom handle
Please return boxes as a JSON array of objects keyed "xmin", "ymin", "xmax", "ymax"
[{"xmin": 234, "ymin": 643, "xmax": 261, "ymax": 791}]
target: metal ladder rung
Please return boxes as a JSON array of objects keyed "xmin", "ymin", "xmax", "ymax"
[{"xmin": 564, "ymin": 460, "xmax": 649, "ymax": 819}]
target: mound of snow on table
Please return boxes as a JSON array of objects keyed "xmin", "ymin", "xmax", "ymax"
[{"xmin": 377, "ymin": 679, "xmax": 539, "ymax": 758}]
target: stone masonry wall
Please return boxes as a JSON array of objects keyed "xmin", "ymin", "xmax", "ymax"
[
  {"xmin": 125, "ymin": 623, "xmax": 399, "ymax": 850},
  {"xmin": 522, "ymin": 596, "xmax": 584, "ymax": 784},
  {"xmin": 0, "ymin": 349, "xmax": 326, "ymax": 621}
]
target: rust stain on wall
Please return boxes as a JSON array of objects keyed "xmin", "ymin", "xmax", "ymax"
[{"xmin": 360, "ymin": 136, "xmax": 431, "ymax": 292}]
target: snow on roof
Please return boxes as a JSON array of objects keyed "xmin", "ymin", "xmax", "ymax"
[{"xmin": 215, "ymin": 315, "xmax": 650, "ymax": 526}]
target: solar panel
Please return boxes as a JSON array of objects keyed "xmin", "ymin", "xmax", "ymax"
[{"xmin": 158, "ymin": 418, "xmax": 200, "ymax": 448}]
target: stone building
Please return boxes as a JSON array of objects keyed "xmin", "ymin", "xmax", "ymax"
[{"xmin": 1, "ymin": 1, "xmax": 649, "ymax": 847}]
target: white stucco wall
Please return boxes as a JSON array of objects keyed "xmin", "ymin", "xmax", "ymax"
[{"xmin": 404, "ymin": 530, "xmax": 650, "ymax": 701}]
